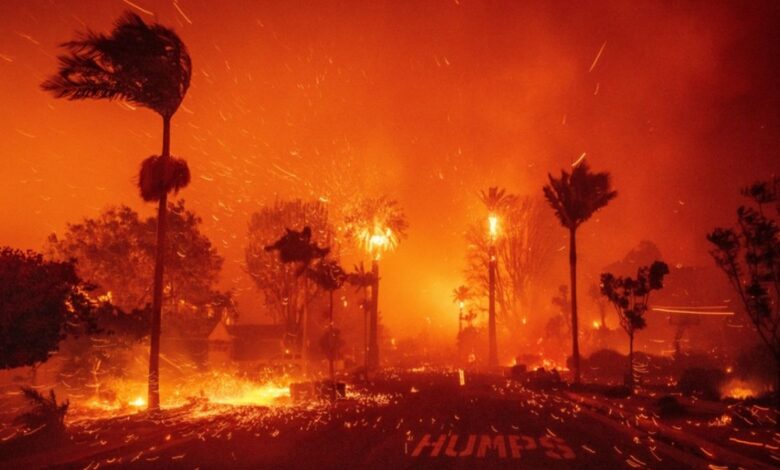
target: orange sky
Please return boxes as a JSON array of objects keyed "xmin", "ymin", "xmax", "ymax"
[{"xmin": 0, "ymin": 0, "xmax": 778, "ymax": 339}]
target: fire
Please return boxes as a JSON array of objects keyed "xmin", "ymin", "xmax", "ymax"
[
  {"xmin": 721, "ymin": 379, "xmax": 758, "ymax": 400},
  {"xmin": 361, "ymin": 227, "xmax": 396, "ymax": 260},
  {"xmin": 488, "ymin": 214, "xmax": 499, "ymax": 240},
  {"xmin": 129, "ymin": 396, "xmax": 146, "ymax": 408},
  {"xmin": 74, "ymin": 371, "xmax": 292, "ymax": 416}
]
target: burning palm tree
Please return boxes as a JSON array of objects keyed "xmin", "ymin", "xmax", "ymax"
[
  {"xmin": 479, "ymin": 187, "xmax": 513, "ymax": 368},
  {"xmin": 452, "ymin": 285, "xmax": 471, "ymax": 336},
  {"xmin": 343, "ymin": 196, "xmax": 408, "ymax": 370},
  {"xmin": 543, "ymin": 161, "xmax": 617, "ymax": 384},
  {"xmin": 42, "ymin": 12, "xmax": 192, "ymax": 410}
]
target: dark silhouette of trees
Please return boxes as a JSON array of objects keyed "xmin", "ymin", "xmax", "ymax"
[
  {"xmin": 47, "ymin": 202, "xmax": 228, "ymax": 338},
  {"xmin": 42, "ymin": 12, "xmax": 193, "ymax": 411},
  {"xmin": 708, "ymin": 177, "xmax": 780, "ymax": 412},
  {"xmin": 246, "ymin": 200, "xmax": 333, "ymax": 359},
  {"xmin": 543, "ymin": 161, "xmax": 617, "ymax": 384},
  {"xmin": 600, "ymin": 261, "xmax": 669, "ymax": 389},
  {"xmin": 343, "ymin": 196, "xmax": 408, "ymax": 370},
  {"xmin": 347, "ymin": 263, "xmax": 376, "ymax": 369},
  {"xmin": 306, "ymin": 259, "xmax": 347, "ymax": 399},
  {"xmin": 0, "ymin": 248, "xmax": 96, "ymax": 370}
]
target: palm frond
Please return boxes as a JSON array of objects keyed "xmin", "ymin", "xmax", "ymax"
[
  {"xmin": 543, "ymin": 161, "xmax": 617, "ymax": 229},
  {"xmin": 42, "ymin": 11, "xmax": 191, "ymax": 117},
  {"xmin": 138, "ymin": 155, "xmax": 190, "ymax": 202}
]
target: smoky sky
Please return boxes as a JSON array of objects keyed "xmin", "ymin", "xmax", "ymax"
[{"xmin": 0, "ymin": 0, "xmax": 778, "ymax": 338}]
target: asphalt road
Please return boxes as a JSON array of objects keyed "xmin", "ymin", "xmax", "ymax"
[{"xmin": 5, "ymin": 371, "xmax": 699, "ymax": 469}]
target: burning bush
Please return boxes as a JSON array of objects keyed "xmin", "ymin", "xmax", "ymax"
[
  {"xmin": 677, "ymin": 367, "xmax": 725, "ymax": 401},
  {"xmin": 14, "ymin": 387, "xmax": 69, "ymax": 436}
]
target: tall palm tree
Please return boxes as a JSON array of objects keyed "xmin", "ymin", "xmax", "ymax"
[
  {"xmin": 451, "ymin": 285, "xmax": 471, "ymax": 336},
  {"xmin": 42, "ymin": 12, "xmax": 192, "ymax": 410},
  {"xmin": 343, "ymin": 196, "xmax": 408, "ymax": 370},
  {"xmin": 479, "ymin": 187, "xmax": 513, "ymax": 367},
  {"xmin": 543, "ymin": 161, "xmax": 617, "ymax": 384}
]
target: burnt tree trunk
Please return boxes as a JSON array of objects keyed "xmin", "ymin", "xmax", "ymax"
[
  {"xmin": 569, "ymin": 227, "xmax": 580, "ymax": 384},
  {"xmin": 148, "ymin": 115, "xmax": 171, "ymax": 411}
]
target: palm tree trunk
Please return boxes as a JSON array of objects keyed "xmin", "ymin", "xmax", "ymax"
[
  {"xmin": 488, "ymin": 244, "xmax": 498, "ymax": 368},
  {"xmin": 569, "ymin": 227, "xmax": 580, "ymax": 385},
  {"xmin": 328, "ymin": 289, "xmax": 335, "ymax": 401},
  {"xmin": 775, "ymin": 357, "xmax": 780, "ymax": 429},
  {"xmin": 148, "ymin": 115, "xmax": 171, "ymax": 411},
  {"xmin": 301, "ymin": 277, "xmax": 309, "ymax": 375},
  {"xmin": 368, "ymin": 260, "xmax": 380, "ymax": 370},
  {"xmin": 628, "ymin": 332, "xmax": 634, "ymax": 390}
]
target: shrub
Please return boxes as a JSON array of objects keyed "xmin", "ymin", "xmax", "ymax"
[
  {"xmin": 656, "ymin": 395, "xmax": 686, "ymax": 418},
  {"xmin": 14, "ymin": 387, "xmax": 69, "ymax": 435},
  {"xmin": 678, "ymin": 368, "xmax": 725, "ymax": 401}
]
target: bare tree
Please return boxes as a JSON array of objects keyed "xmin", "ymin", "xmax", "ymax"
[
  {"xmin": 246, "ymin": 200, "xmax": 333, "ymax": 356},
  {"xmin": 465, "ymin": 196, "xmax": 555, "ymax": 336}
]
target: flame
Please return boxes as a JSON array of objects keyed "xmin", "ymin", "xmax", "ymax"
[
  {"xmin": 358, "ymin": 226, "xmax": 396, "ymax": 260},
  {"xmin": 129, "ymin": 396, "xmax": 146, "ymax": 408},
  {"xmin": 488, "ymin": 214, "xmax": 499, "ymax": 240},
  {"xmin": 75, "ymin": 371, "xmax": 291, "ymax": 416},
  {"xmin": 721, "ymin": 379, "xmax": 759, "ymax": 400}
]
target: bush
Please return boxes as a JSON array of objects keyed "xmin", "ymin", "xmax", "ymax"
[
  {"xmin": 14, "ymin": 387, "xmax": 69, "ymax": 435},
  {"xmin": 603, "ymin": 385, "xmax": 632, "ymax": 398},
  {"xmin": 656, "ymin": 395, "xmax": 686, "ymax": 418},
  {"xmin": 678, "ymin": 368, "xmax": 725, "ymax": 401},
  {"xmin": 581, "ymin": 349, "xmax": 626, "ymax": 382}
]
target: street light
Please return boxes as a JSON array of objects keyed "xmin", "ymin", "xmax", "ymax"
[{"xmin": 487, "ymin": 213, "xmax": 499, "ymax": 368}]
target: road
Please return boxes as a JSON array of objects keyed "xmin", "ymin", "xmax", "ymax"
[{"xmin": 4, "ymin": 371, "xmax": 704, "ymax": 469}]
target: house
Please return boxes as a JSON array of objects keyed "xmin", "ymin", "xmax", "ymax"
[{"xmin": 207, "ymin": 320, "xmax": 287, "ymax": 366}]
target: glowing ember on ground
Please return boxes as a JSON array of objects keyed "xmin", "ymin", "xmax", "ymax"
[{"xmin": 720, "ymin": 379, "xmax": 760, "ymax": 400}]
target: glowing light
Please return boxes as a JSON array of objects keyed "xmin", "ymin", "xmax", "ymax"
[
  {"xmin": 488, "ymin": 214, "xmax": 499, "ymax": 240},
  {"xmin": 652, "ymin": 307, "xmax": 734, "ymax": 316},
  {"xmin": 358, "ymin": 226, "xmax": 397, "ymax": 260},
  {"xmin": 129, "ymin": 396, "xmax": 146, "ymax": 408},
  {"xmin": 592, "ymin": 320, "xmax": 601, "ymax": 329}
]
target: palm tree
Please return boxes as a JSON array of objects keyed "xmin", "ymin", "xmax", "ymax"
[
  {"xmin": 347, "ymin": 262, "xmax": 376, "ymax": 369},
  {"xmin": 451, "ymin": 285, "xmax": 471, "ymax": 336},
  {"xmin": 42, "ymin": 12, "xmax": 192, "ymax": 410},
  {"xmin": 306, "ymin": 259, "xmax": 347, "ymax": 400},
  {"xmin": 478, "ymin": 187, "xmax": 514, "ymax": 367},
  {"xmin": 543, "ymin": 161, "xmax": 617, "ymax": 384},
  {"xmin": 343, "ymin": 196, "xmax": 408, "ymax": 370}
]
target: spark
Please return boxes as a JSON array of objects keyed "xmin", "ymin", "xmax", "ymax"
[
  {"xmin": 571, "ymin": 152, "xmax": 586, "ymax": 167},
  {"xmin": 651, "ymin": 307, "xmax": 734, "ymax": 316},
  {"xmin": 122, "ymin": 0, "xmax": 154, "ymax": 16},
  {"xmin": 589, "ymin": 41, "xmax": 607, "ymax": 72},
  {"xmin": 173, "ymin": 1, "xmax": 193, "ymax": 24}
]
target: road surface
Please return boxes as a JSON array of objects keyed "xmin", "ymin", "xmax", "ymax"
[{"xmin": 5, "ymin": 371, "xmax": 702, "ymax": 469}]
